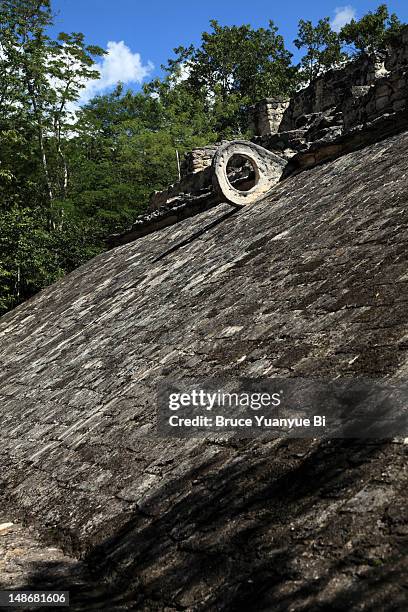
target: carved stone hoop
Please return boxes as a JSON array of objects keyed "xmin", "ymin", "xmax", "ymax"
[{"xmin": 211, "ymin": 140, "xmax": 287, "ymax": 206}]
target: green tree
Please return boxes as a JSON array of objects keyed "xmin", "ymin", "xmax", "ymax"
[
  {"xmin": 162, "ymin": 20, "xmax": 298, "ymax": 137},
  {"xmin": 68, "ymin": 83, "xmax": 216, "ymax": 236},
  {"xmin": 0, "ymin": 0, "xmax": 104, "ymax": 312},
  {"xmin": 340, "ymin": 4, "xmax": 403, "ymax": 54},
  {"xmin": 0, "ymin": 0, "xmax": 104, "ymax": 228},
  {"xmin": 0, "ymin": 205, "xmax": 99, "ymax": 314},
  {"xmin": 294, "ymin": 17, "xmax": 345, "ymax": 82}
]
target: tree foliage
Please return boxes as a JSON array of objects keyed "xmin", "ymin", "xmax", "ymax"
[
  {"xmin": 340, "ymin": 4, "xmax": 403, "ymax": 54},
  {"xmin": 161, "ymin": 20, "xmax": 298, "ymax": 137},
  {"xmin": 0, "ymin": 1, "xmax": 104, "ymax": 225},
  {"xmin": 294, "ymin": 18, "xmax": 345, "ymax": 82},
  {"xmin": 69, "ymin": 84, "xmax": 216, "ymax": 235}
]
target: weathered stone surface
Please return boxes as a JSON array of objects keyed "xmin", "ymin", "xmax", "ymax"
[
  {"xmin": 124, "ymin": 28, "xmax": 408, "ymax": 253},
  {"xmin": 254, "ymin": 52, "xmax": 388, "ymax": 138},
  {"xmin": 0, "ymin": 515, "xmax": 124, "ymax": 611},
  {"xmin": 284, "ymin": 110, "xmax": 408, "ymax": 176},
  {"xmin": 147, "ymin": 165, "xmax": 214, "ymax": 211},
  {"xmin": 180, "ymin": 144, "xmax": 220, "ymax": 177},
  {"xmin": 343, "ymin": 68, "xmax": 408, "ymax": 131},
  {"xmin": 1, "ymin": 129, "xmax": 408, "ymax": 609},
  {"xmin": 108, "ymin": 189, "xmax": 221, "ymax": 247},
  {"xmin": 0, "ymin": 514, "xmax": 88, "ymax": 591},
  {"xmin": 249, "ymin": 27, "xmax": 408, "ymax": 178},
  {"xmin": 211, "ymin": 140, "xmax": 286, "ymax": 206},
  {"xmin": 249, "ymin": 98, "xmax": 290, "ymax": 136}
]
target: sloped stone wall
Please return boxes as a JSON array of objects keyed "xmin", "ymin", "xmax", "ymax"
[
  {"xmin": 2, "ymin": 130, "xmax": 408, "ymax": 552},
  {"xmin": 1, "ymin": 130, "xmax": 408, "ymax": 608}
]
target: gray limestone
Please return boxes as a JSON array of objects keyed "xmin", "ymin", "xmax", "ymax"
[
  {"xmin": 2, "ymin": 25, "xmax": 408, "ymax": 612},
  {"xmin": 0, "ymin": 129, "xmax": 408, "ymax": 609},
  {"xmin": 211, "ymin": 140, "xmax": 286, "ymax": 206}
]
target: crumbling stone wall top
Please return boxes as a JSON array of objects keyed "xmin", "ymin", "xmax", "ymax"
[{"xmin": 138, "ymin": 27, "xmax": 408, "ymax": 248}]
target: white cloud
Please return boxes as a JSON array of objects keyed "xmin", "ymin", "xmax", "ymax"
[
  {"xmin": 166, "ymin": 61, "xmax": 191, "ymax": 89},
  {"xmin": 175, "ymin": 62, "xmax": 191, "ymax": 83},
  {"xmin": 331, "ymin": 5, "xmax": 357, "ymax": 32},
  {"xmin": 79, "ymin": 40, "xmax": 153, "ymax": 103}
]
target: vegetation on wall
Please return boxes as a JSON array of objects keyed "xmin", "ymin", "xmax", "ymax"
[{"xmin": 0, "ymin": 1, "xmax": 405, "ymax": 314}]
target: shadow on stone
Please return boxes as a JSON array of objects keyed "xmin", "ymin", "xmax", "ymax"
[{"xmin": 3, "ymin": 439, "xmax": 406, "ymax": 611}]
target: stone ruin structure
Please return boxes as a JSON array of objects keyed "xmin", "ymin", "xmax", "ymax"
[
  {"xmin": 109, "ymin": 29, "xmax": 408, "ymax": 248},
  {"xmin": 1, "ymin": 27, "xmax": 408, "ymax": 612}
]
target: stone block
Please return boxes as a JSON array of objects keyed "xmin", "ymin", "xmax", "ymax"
[
  {"xmin": 375, "ymin": 95, "xmax": 391, "ymax": 112},
  {"xmin": 393, "ymin": 99, "xmax": 406, "ymax": 112}
]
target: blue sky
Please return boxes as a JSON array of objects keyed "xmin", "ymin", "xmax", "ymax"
[{"xmin": 50, "ymin": 1, "xmax": 408, "ymax": 102}]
